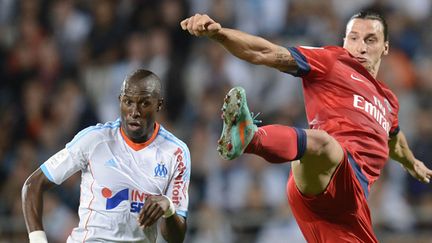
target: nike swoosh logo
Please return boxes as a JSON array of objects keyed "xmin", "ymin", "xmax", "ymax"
[{"xmin": 351, "ymin": 74, "xmax": 365, "ymax": 83}]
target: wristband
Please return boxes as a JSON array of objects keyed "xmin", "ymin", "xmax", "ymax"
[
  {"xmin": 161, "ymin": 195, "xmax": 176, "ymax": 218},
  {"xmin": 29, "ymin": 230, "xmax": 48, "ymax": 243}
]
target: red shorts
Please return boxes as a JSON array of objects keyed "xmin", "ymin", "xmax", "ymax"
[{"xmin": 287, "ymin": 150, "xmax": 378, "ymax": 243}]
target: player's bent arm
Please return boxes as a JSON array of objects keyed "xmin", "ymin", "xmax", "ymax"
[
  {"xmin": 22, "ymin": 168, "xmax": 56, "ymax": 233},
  {"xmin": 180, "ymin": 13, "xmax": 298, "ymax": 73},
  {"xmin": 389, "ymin": 131, "xmax": 432, "ymax": 183},
  {"xmin": 160, "ymin": 214, "xmax": 187, "ymax": 243},
  {"xmin": 210, "ymin": 28, "xmax": 298, "ymax": 73},
  {"xmin": 389, "ymin": 131, "xmax": 415, "ymax": 166}
]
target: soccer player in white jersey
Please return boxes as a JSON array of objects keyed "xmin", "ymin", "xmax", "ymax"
[{"xmin": 22, "ymin": 69, "xmax": 190, "ymax": 243}]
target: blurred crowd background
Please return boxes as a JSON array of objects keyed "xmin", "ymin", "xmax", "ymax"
[{"xmin": 0, "ymin": 0, "xmax": 431, "ymax": 242}]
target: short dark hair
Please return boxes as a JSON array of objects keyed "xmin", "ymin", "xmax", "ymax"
[
  {"xmin": 128, "ymin": 69, "xmax": 158, "ymax": 83},
  {"xmin": 121, "ymin": 69, "xmax": 162, "ymax": 96},
  {"xmin": 349, "ymin": 11, "xmax": 389, "ymax": 42}
]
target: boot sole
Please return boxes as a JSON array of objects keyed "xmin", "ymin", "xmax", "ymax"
[{"xmin": 217, "ymin": 87, "xmax": 243, "ymax": 160}]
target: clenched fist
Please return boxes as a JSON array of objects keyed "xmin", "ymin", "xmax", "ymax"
[
  {"xmin": 138, "ymin": 195, "xmax": 175, "ymax": 229},
  {"xmin": 180, "ymin": 13, "xmax": 222, "ymax": 37}
]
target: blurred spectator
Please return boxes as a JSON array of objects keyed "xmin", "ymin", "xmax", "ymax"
[
  {"xmin": 42, "ymin": 192, "xmax": 79, "ymax": 243},
  {"xmin": 85, "ymin": 0, "xmax": 124, "ymax": 64},
  {"xmin": 190, "ymin": 204, "xmax": 233, "ymax": 243},
  {"xmin": 49, "ymin": 0, "xmax": 91, "ymax": 69},
  {"xmin": 1, "ymin": 1, "xmax": 432, "ymax": 242},
  {"xmin": 256, "ymin": 204, "xmax": 305, "ymax": 243}
]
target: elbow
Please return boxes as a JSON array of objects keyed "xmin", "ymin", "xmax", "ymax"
[
  {"xmin": 245, "ymin": 49, "xmax": 280, "ymax": 69},
  {"xmin": 22, "ymin": 176, "xmax": 32, "ymax": 201},
  {"xmin": 21, "ymin": 169, "xmax": 51, "ymax": 201},
  {"xmin": 250, "ymin": 51, "xmax": 272, "ymax": 66},
  {"xmin": 21, "ymin": 175, "xmax": 35, "ymax": 218},
  {"xmin": 248, "ymin": 54, "xmax": 264, "ymax": 65},
  {"xmin": 171, "ymin": 225, "xmax": 187, "ymax": 243},
  {"xmin": 163, "ymin": 217, "xmax": 187, "ymax": 243},
  {"xmin": 169, "ymin": 235, "xmax": 185, "ymax": 243},
  {"xmin": 22, "ymin": 174, "xmax": 41, "ymax": 207},
  {"xmin": 239, "ymin": 49, "xmax": 268, "ymax": 65}
]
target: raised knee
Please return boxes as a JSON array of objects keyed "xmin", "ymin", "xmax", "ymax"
[{"xmin": 305, "ymin": 130, "xmax": 334, "ymax": 157}]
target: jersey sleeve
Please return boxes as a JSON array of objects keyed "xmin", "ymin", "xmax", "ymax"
[
  {"xmin": 166, "ymin": 145, "xmax": 191, "ymax": 218},
  {"xmin": 40, "ymin": 127, "xmax": 96, "ymax": 185},
  {"xmin": 388, "ymin": 97, "xmax": 400, "ymax": 137},
  {"xmin": 287, "ymin": 46, "xmax": 338, "ymax": 80}
]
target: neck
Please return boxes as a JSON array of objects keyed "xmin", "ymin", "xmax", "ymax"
[
  {"xmin": 369, "ymin": 59, "xmax": 381, "ymax": 78},
  {"xmin": 120, "ymin": 123, "xmax": 160, "ymax": 151},
  {"xmin": 368, "ymin": 68, "xmax": 377, "ymax": 78},
  {"xmin": 131, "ymin": 129, "xmax": 154, "ymax": 143},
  {"xmin": 122, "ymin": 122, "xmax": 155, "ymax": 143}
]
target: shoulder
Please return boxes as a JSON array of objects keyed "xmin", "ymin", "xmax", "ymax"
[
  {"xmin": 292, "ymin": 45, "xmax": 345, "ymax": 54},
  {"xmin": 323, "ymin": 45, "xmax": 347, "ymax": 53},
  {"xmin": 157, "ymin": 125, "xmax": 190, "ymax": 157},
  {"xmin": 288, "ymin": 45, "xmax": 347, "ymax": 65},
  {"xmin": 384, "ymin": 88, "xmax": 400, "ymax": 111},
  {"xmin": 287, "ymin": 45, "xmax": 346, "ymax": 78},
  {"xmin": 66, "ymin": 119, "xmax": 121, "ymax": 149}
]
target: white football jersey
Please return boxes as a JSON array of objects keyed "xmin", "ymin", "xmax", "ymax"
[{"xmin": 40, "ymin": 119, "xmax": 191, "ymax": 243}]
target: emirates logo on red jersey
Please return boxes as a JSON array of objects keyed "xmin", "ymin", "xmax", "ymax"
[{"xmin": 352, "ymin": 94, "xmax": 390, "ymax": 135}]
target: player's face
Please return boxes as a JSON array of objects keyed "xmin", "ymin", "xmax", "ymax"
[
  {"xmin": 120, "ymin": 80, "xmax": 162, "ymax": 143},
  {"xmin": 343, "ymin": 18, "xmax": 389, "ymax": 77}
]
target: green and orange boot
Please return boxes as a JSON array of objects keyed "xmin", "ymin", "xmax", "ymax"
[{"xmin": 217, "ymin": 87, "xmax": 260, "ymax": 160}]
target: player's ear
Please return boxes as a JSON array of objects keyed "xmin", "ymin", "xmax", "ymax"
[
  {"xmin": 383, "ymin": 41, "xmax": 389, "ymax": 56},
  {"xmin": 157, "ymin": 98, "xmax": 163, "ymax": 112}
]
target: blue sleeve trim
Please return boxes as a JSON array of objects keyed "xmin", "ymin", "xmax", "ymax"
[
  {"xmin": 389, "ymin": 126, "xmax": 400, "ymax": 137},
  {"xmin": 293, "ymin": 128, "xmax": 307, "ymax": 160},
  {"xmin": 347, "ymin": 152, "xmax": 369, "ymax": 198},
  {"xmin": 40, "ymin": 164, "xmax": 56, "ymax": 184},
  {"xmin": 66, "ymin": 120, "xmax": 120, "ymax": 149},
  {"xmin": 176, "ymin": 210, "xmax": 187, "ymax": 218},
  {"xmin": 159, "ymin": 128, "xmax": 191, "ymax": 180},
  {"xmin": 287, "ymin": 47, "xmax": 311, "ymax": 77}
]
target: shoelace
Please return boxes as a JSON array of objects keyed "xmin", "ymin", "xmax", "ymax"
[{"xmin": 251, "ymin": 112, "xmax": 262, "ymax": 125}]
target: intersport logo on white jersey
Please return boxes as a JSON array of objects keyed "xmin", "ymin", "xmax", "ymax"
[{"xmin": 102, "ymin": 187, "xmax": 151, "ymax": 213}]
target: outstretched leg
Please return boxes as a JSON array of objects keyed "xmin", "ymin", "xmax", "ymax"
[
  {"xmin": 245, "ymin": 125, "xmax": 307, "ymax": 163},
  {"xmin": 250, "ymin": 126, "xmax": 344, "ymax": 195},
  {"xmin": 218, "ymin": 87, "xmax": 344, "ymax": 195}
]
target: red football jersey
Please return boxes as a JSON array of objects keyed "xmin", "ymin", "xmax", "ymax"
[
  {"xmin": 289, "ymin": 46, "xmax": 399, "ymax": 187},
  {"xmin": 285, "ymin": 46, "xmax": 400, "ymax": 242}
]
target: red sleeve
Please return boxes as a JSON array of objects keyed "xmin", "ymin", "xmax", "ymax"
[
  {"xmin": 287, "ymin": 46, "xmax": 341, "ymax": 81},
  {"xmin": 388, "ymin": 94, "xmax": 400, "ymax": 137}
]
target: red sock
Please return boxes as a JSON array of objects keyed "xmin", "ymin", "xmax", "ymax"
[{"xmin": 245, "ymin": 125, "xmax": 307, "ymax": 163}]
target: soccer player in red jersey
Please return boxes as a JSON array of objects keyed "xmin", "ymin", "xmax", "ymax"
[{"xmin": 181, "ymin": 11, "xmax": 432, "ymax": 242}]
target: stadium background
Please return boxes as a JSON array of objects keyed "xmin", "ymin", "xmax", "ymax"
[{"xmin": 0, "ymin": 0, "xmax": 431, "ymax": 242}]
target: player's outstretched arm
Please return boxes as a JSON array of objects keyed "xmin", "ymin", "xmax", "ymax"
[
  {"xmin": 389, "ymin": 131, "xmax": 432, "ymax": 183},
  {"xmin": 138, "ymin": 195, "xmax": 186, "ymax": 243},
  {"xmin": 22, "ymin": 168, "xmax": 56, "ymax": 242},
  {"xmin": 180, "ymin": 13, "xmax": 298, "ymax": 73}
]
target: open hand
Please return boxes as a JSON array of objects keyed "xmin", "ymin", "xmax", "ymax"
[
  {"xmin": 403, "ymin": 159, "xmax": 432, "ymax": 183},
  {"xmin": 180, "ymin": 13, "xmax": 222, "ymax": 37},
  {"xmin": 138, "ymin": 195, "xmax": 172, "ymax": 228}
]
